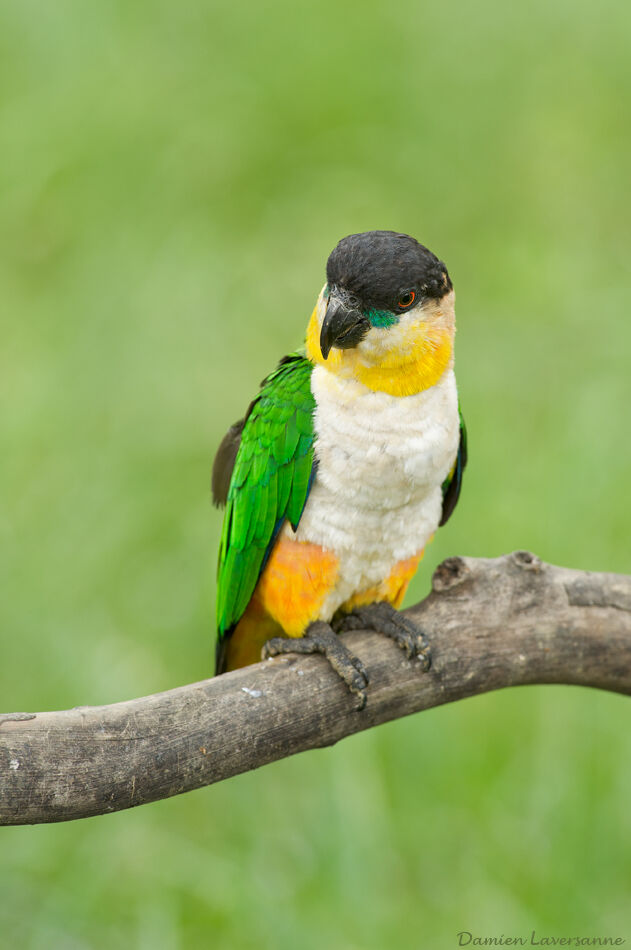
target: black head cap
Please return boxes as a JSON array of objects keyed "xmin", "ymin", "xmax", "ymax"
[{"xmin": 326, "ymin": 231, "xmax": 452, "ymax": 310}]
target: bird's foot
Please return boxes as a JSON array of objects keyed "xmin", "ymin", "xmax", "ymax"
[
  {"xmin": 262, "ymin": 620, "xmax": 370, "ymax": 710},
  {"xmin": 333, "ymin": 602, "xmax": 431, "ymax": 671}
]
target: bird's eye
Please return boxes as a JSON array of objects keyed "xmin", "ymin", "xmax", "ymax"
[{"xmin": 398, "ymin": 291, "xmax": 416, "ymax": 309}]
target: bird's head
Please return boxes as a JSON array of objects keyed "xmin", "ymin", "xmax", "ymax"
[{"xmin": 306, "ymin": 231, "xmax": 455, "ymax": 397}]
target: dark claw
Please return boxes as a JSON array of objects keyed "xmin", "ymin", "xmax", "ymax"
[
  {"xmin": 262, "ymin": 621, "xmax": 370, "ymax": 710},
  {"xmin": 334, "ymin": 602, "xmax": 432, "ymax": 672}
]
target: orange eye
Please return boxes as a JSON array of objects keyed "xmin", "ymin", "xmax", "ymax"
[{"xmin": 398, "ymin": 290, "xmax": 416, "ymax": 309}]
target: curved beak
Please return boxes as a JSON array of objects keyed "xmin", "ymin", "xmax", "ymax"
[{"xmin": 319, "ymin": 296, "xmax": 370, "ymax": 360}]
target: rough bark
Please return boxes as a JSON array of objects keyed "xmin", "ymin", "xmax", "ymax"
[{"xmin": 1, "ymin": 552, "xmax": 630, "ymax": 826}]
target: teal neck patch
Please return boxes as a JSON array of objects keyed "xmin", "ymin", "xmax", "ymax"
[{"xmin": 365, "ymin": 308, "xmax": 398, "ymax": 328}]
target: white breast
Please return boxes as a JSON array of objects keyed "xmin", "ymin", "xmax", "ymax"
[{"xmin": 289, "ymin": 365, "xmax": 461, "ymax": 619}]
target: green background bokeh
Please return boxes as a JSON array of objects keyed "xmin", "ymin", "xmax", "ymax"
[{"xmin": 1, "ymin": 2, "xmax": 630, "ymax": 947}]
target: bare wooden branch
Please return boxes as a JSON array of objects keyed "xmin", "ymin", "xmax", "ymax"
[{"xmin": 1, "ymin": 552, "xmax": 630, "ymax": 826}]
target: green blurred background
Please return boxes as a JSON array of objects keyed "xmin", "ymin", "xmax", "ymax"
[{"xmin": 1, "ymin": 0, "xmax": 630, "ymax": 947}]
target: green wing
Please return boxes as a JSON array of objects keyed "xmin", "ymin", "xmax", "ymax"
[
  {"xmin": 213, "ymin": 354, "xmax": 316, "ymax": 663},
  {"xmin": 439, "ymin": 408, "xmax": 467, "ymax": 527}
]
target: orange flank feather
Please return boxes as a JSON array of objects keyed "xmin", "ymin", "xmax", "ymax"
[
  {"xmin": 222, "ymin": 537, "xmax": 339, "ymax": 672},
  {"xmin": 338, "ymin": 549, "xmax": 425, "ymax": 613},
  {"xmin": 223, "ymin": 540, "xmax": 427, "ymax": 672}
]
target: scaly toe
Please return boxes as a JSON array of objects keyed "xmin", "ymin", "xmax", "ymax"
[
  {"xmin": 336, "ymin": 603, "xmax": 432, "ymax": 671},
  {"xmin": 262, "ymin": 637, "xmax": 292, "ymax": 659},
  {"xmin": 262, "ymin": 623, "xmax": 371, "ymax": 709}
]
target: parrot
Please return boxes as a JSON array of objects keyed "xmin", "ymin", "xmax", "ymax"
[{"xmin": 212, "ymin": 230, "xmax": 467, "ymax": 708}]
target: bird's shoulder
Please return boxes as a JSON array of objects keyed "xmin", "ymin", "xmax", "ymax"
[{"xmin": 211, "ymin": 351, "xmax": 315, "ymax": 507}]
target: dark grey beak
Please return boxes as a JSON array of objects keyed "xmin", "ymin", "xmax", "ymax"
[{"xmin": 319, "ymin": 297, "xmax": 370, "ymax": 360}]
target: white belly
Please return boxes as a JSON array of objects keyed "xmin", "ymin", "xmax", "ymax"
[{"xmin": 288, "ymin": 364, "xmax": 461, "ymax": 619}]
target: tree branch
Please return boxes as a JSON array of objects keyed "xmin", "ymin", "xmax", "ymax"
[{"xmin": 2, "ymin": 552, "xmax": 630, "ymax": 826}]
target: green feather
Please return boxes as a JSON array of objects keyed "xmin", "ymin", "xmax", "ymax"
[
  {"xmin": 366, "ymin": 307, "xmax": 398, "ymax": 328},
  {"xmin": 287, "ymin": 454, "xmax": 312, "ymax": 528},
  {"xmin": 439, "ymin": 407, "xmax": 468, "ymax": 527},
  {"xmin": 283, "ymin": 412, "xmax": 300, "ymax": 460},
  {"xmin": 216, "ymin": 354, "xmax": 316, "ymax": 641},
  {"xmin": 277, "ymin": 463, "xmax": 292, "ymax": 514},
  {"xmin": 251, "ymin": 446, "xmax": 268, "ymax": 487}
]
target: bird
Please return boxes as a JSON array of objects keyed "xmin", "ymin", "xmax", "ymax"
[{"xmin": 212, "ymin": 230, "xmax": 467, "ymax": 708}]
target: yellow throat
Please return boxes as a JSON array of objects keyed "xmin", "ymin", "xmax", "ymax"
[{"xmin": 305, "ymin": 292, "xmax": 455, "ymax": 397}]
